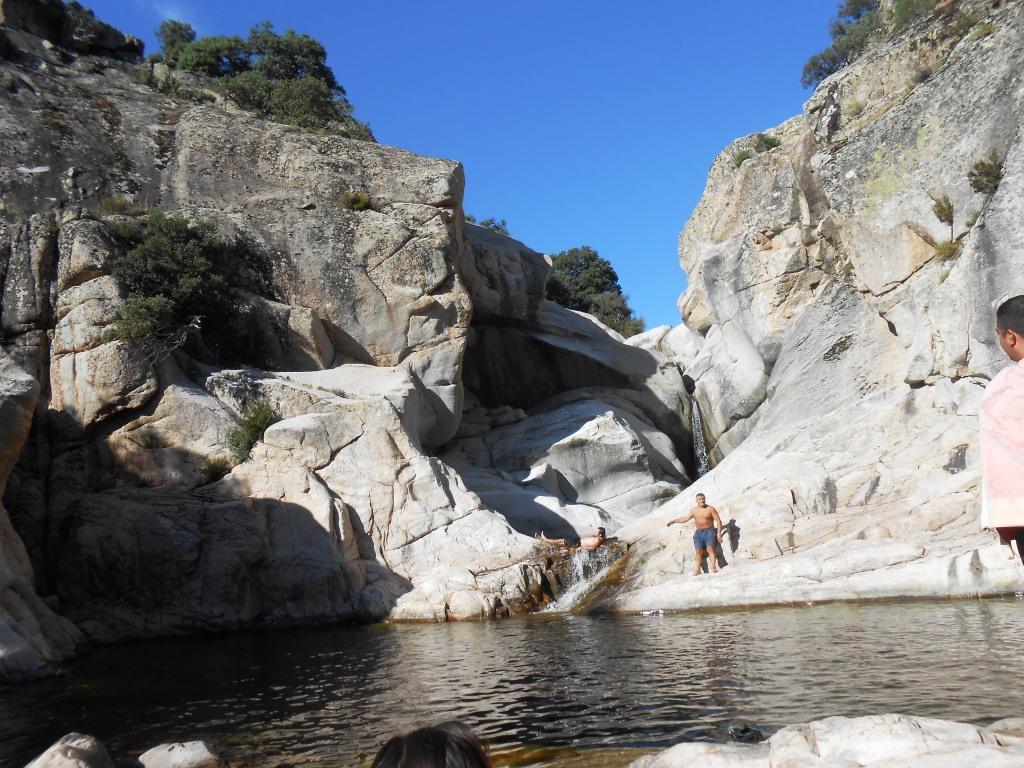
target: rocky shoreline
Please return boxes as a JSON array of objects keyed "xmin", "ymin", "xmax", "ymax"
[{"xmin": 25, "ymin": 714, "xmax": 1024, "ymax": 767}]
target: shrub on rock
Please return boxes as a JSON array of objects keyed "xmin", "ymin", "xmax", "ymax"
[
  {"xmin": 227, "ymin": 400, "xmax": 279, "ymax": 462},
  {"xmin": 968, "ymin": 152, "xmax": 1003, "ymax": 195}
]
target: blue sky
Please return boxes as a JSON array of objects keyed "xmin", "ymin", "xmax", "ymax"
[{"xmin": 91, "ymin": 1, "xmax": 835, "ymax": 329}]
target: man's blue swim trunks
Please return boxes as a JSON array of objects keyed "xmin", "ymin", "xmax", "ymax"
[{"xmin": 693, "ymin": 528, "xmax": 717, "ymax": 549}]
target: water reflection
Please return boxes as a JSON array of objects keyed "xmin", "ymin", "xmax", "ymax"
[{"xmin": 2, "ymin": 599, "xmax": 1024, "ymax": 767}]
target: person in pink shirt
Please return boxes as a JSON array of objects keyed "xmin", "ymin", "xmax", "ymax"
[{"xmin": 981, "ymin": 295, "xmax": 1024, "ymax": 562}]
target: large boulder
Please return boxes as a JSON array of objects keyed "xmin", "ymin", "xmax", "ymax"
[
  {"xmin": 25, "ymin": 733, "xmax": 113, "ymax": 768},
  {"xmin": 0, "ymin": 349, "xmax": 84, "ymax": 682},
  {"xmin": 460, "ymin": 222, "xmax": 549, "ymax": 323},
  {"xmin": 169, "ymin": 109, "xmax": 472, "ymax": 446},
  {"xmin": 445, "ymin": 397, "xmax": 687, "ymax": 536},
  {"xmin": 629, "ymin": 714, "xmax": 1024, "ymax": 767}
]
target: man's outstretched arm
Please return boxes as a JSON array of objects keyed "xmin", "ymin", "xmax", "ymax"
[{"xmin": 666, "ymin": 512, "xmax": 693, "ymax": 527}]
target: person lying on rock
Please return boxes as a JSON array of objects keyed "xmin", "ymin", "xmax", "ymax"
[
  {"xmin": 981, "ymin": 294, "xmax": 1024, "ymax": 563},
  {"xmin": 666, "ymin": 493, "xmax": 724, "ymax": 575},
  {"xmin": 535, "ymin": 527, "xmax": 606, "ymax": 552}
]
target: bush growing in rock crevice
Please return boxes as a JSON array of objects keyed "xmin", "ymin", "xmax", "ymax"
[
  {"xmin": 967, "ymin": 152, "xmax": 1003, "ymax": 195},
  {"xmin": 102, "ymin": 211, "xmax": 271, "ymax": 365},
  {"xmin": 732, "ymin": 150, "xmax": 752, "ymax": 169},
  {"xmin": 227, "ymin": 400, "xmax": 279, "ymax": 462},
  {"xmin": 339, "ymin": 190, "xmax": 372, "ymax": 210}
]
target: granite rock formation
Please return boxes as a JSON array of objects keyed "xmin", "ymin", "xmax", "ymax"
[
  {"xmin": 0, "ymin": 2, "xmax": 688, "ymax": 679},
  {"xmin": 612, "ymin": 0, "xmax": 1024, "ymax": 613}
]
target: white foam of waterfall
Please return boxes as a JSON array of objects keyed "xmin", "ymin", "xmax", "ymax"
[
  {"xmin": 691, "ymin": 395, "xmax": 710, "ymax": 477},
  {"xmin": 544, "ymin": 548, "xmax": 619, "ymax": 613}
]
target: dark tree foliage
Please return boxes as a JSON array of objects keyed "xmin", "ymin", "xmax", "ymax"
[
  {"xmin": 802, "ymin": 0, "xmax": 939, "ymax": 87},
  {"xmin": 155, "ymin": 19, "xmax": 195, "ymax": 65},
  {"xmin": 802, "ymin": 0, "xmax": 883, "ymax": 88},
  {"xmin": 247, "ymin": 22, "xmax": 338, "ymax": 89},
  {"xmin": 106, "ymin": 212, "xmax": 259, "ymax": 362},
  {"xmin": 967, "ymin": 152, "xmax": 1003, "ymax": 195},
  {"xmin": 547, "ymin": 246, "xmax": 644, "ymax": 337},
  {"xmin": 176, "ymin": 35, "xmax": 251, "ymax": 77},
  {"xmin": 169, "ymin": 20, "xmax": 371, "ymax": 138}
]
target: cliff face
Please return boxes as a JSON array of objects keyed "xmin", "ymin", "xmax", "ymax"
[
  {"xmin": 615, "ymin": 0, "xmax": 1024, "ymax": 610},
  {"xmin": 0, "ymin": 2, "xmax": 692, "ymax": 680}
]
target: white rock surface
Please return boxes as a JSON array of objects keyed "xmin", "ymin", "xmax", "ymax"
[
  {"xmin": 630, "ymin": 715, "xmax": 1024, "ymax": 768},
  {"xmin": 615, "ymin": 1, "xmax": 1024, "ymax": 612},
  {"xmin": 137, "ymin": 741, "xmax": 221, "ymax": 768},
  {"xmin": 24, "ymin": 733, "xmax": 113, "ymax": 768},
  {"xmin": 445, "ymin": 397, "xmax": 686, "ymax": 535}
]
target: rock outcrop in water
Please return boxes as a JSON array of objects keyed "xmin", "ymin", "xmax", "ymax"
[
  {"xmin": 612, "ymin": 0, "xmax": 1024, "ymax": 613},
  {"xmin": 0, "ymin": 1, "xmax": 687, "ymax": 679},
  {"xmin": 630, "ymin": 714, "xmax": 1024, "ymax": 767}
]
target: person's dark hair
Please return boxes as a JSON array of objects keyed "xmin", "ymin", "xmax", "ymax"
[
  {"xmin": 696, "ymin": 493, "xmax": 706, "ymax": 499},
  {"xmin": 372, "ymin": 722, "xmax": 491, "ymax": 768},
  {"xmin": 597, "ymin": 527, "xmax": 606, "ymax": 537},
  {"xmin": 996, "ymin": 295, "xmax": 1024, "ymax": 335}
]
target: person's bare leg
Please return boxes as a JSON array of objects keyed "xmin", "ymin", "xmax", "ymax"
[
  {"xmin": 693, "ymin": 548, "xmax": 703, "ymax": 576},
  {"xmin": 707, "ymin": 546, "xmax": 719, "ymax": 573}
]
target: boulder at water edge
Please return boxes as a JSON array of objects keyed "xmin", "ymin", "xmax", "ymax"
[{"xmin": 629, "ymin": 714, "xmax": 1024, "ymax": 767}]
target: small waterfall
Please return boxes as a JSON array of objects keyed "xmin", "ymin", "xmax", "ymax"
[
  {"xmin": 543, "ymin": 546, "xmax": 624, "ymax": 613},
  {"xmin": 691, "ymin": 395, "xmax": 710, "ymax": 477}
]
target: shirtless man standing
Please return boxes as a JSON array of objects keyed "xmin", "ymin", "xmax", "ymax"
[{"xmin": 666, "ymin": 493, "xmax": 724, "ymax": 575}]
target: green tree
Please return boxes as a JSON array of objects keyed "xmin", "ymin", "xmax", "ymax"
[
  {"xmin": 171, "ymin": 21, "xmax": 370, "ymax": 137},
  {"xmin": 247, "ymin": 22, "xmax": 338, "ymax": 89},
  {"xmin": 265, "ymin": 76, "xmax": 343, "ymax": 129},
  {"xmin": 176, "ymin": 35, "xmax": 251, "ymax": 77},
  {"xmin": 547, "ymin": 246, "xmax": 644, "ymax": 337},
  {"xmin": 155, "ymin": 19, "xmax": 195, "ymax": 65},
  {"xmin": 802, "ymin": 0, "xmax": 883, "ymax": 87}
]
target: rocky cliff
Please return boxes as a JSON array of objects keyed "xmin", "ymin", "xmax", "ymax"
[
  {"xmin": 0, "ymin": 0, "xmax": 693, "ymax": 680},
  {"xmin": 1, "ymin": 0, "xmax": 1021, "ymax": 684},
  {"xmin": 613, "ymin": 0, "xmax": 1024, "ymax": 611}
]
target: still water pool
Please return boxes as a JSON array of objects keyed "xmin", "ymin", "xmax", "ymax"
[{"xmin": 3, "ymin": 598, "xmax": 1023, "ymax": 767}]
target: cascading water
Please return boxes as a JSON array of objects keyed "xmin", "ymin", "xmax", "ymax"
[
  {"xmin": 543, "ymin": 545, "xmax": 625, "ymax": 613},
  {"xmin": 690, "ymin": 395, "xmax": 710, "ymax": 477}
]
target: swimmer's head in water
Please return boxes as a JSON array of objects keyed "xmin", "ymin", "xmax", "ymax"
[
  {"xmin": 996, "ymin": 295, "xmax": 1024, "ymax": 362},
  {"xmin": 597, "ymin": 527, "xmax": 606, "ymax": 538},
  {"xmin": 372, "ymin": 721, "xmax": 491, "ymax": 768}
]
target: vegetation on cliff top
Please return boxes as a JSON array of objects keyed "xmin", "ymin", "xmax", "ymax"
[
  {"xmin": 802, "ymin": 0, "xmax": 942, "ymax": 88},
  {"xmin": 155, "ymin": 19, "xmax": 372, "ymax": 139},
  {"xmin": 547, "ymin": 246, "xmax": 644, "ymax": 337},
  {"xmin": 465, "ymin": 214, "xmax": 510, "ymax": 236}
]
